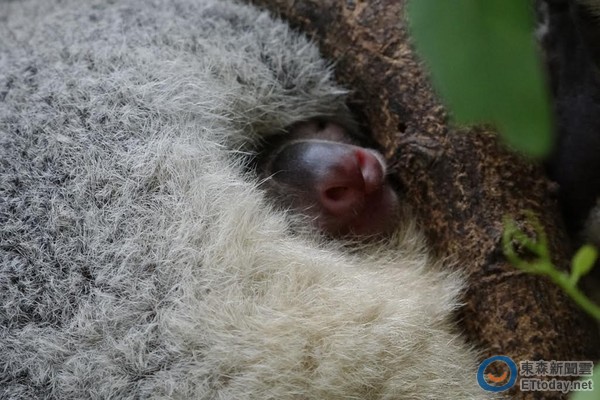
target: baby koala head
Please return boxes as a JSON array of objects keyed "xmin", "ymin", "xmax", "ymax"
[{"xmin": 257, "ymin": 119, "xmax": 400, "ymax": 237}]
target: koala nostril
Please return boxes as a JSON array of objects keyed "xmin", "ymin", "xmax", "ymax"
[
  {"xmin": 324, "ymin": 186, "xmax": 349, "ymax": 202},
  {"xmin": 320, "ymin": 183, "xmax": 365, "ymax": 217}
]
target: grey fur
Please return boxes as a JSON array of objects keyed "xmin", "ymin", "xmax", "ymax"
[{"xmin": 0, "ymin": 0, "xmax": 491, "ymax": 398}]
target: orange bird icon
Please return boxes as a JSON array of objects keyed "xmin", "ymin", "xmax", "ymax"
[{"xmin": 486, "ymin": 371, "xmax": 509, "ymax": 384}]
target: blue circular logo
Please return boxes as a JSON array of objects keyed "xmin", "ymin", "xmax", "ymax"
[{"xmin": 477, "ymin": 355, "xmax": 518, "ymax": 392}]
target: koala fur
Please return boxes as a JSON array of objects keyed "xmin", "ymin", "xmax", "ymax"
[{"xmin": 0, "ymin": 0, "xmax": 491, "ymax": 398}]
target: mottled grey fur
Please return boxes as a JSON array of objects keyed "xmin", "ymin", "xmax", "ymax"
[{"xmin": 0, "ymin": 0, "xmax": 491, "ymax": 398}]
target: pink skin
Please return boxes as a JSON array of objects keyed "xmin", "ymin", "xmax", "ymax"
[
  {"xmin": 313, "ymin": 144, "xmax": 399, "ymax": 236},
  {"xmin": 261, "ymin": 120, "xmax": 400, "ymax": 237}
]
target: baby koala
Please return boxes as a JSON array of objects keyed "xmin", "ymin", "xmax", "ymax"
[{"xmin": 257, "ymin": 119, "xmax": 399, "ymax": 237}]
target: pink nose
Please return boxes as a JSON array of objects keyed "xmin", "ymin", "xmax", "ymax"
[{"xmin": 318, "ymin": 148, "xmax": 386, "ymax": 217}]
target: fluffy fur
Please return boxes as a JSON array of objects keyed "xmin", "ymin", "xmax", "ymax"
[{"xmin": 0, "ymin": 0, "xmax": 490, "ymax": 398}]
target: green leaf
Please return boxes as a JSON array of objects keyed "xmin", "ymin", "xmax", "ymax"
[
  {"xmin": 407, "ymin": 0, "xmax": 553, "ymax": 158},
  {"xmin": 571, "ymin": 245, "xmax": 599, "ymax": 285},
  {"xmin": 502, "ymin": 216, "xmax": 600, "ymax": 321}
]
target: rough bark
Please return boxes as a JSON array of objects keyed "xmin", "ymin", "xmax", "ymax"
[{"xmin": 248, "ymin": 0, "xmax": 599, "ymax": 398}]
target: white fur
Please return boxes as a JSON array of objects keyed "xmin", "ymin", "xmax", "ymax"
[
  {"xmin": 535, "ymin": 0, "xmax": 550, "ymax": 42},
  {"xmin": 584, "ymin": 199, "xmax": 600, "ymax": 246},
  {"xmin": 0, "ymin": 0, "xmax": 492, "ymax": 398}
]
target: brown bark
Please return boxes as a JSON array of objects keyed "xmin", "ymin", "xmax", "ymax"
[{"xmin": 248, "ymin": 0, "xmax": 599, "ymax": 398}]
